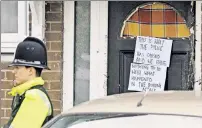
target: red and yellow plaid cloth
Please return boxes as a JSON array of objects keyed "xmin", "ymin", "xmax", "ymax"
[{"xmin": 121, "ymin": 3, "xmax": 190, "ymax": 38}]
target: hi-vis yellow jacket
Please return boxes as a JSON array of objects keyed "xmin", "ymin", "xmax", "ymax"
[{"xmin": 5, "ymin": 77, "xmax": 53, "ymax": 128}]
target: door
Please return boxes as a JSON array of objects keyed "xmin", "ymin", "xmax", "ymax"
[{"xmin": 107, "ymin": 1, "xmax": 194, "ymax": 95}]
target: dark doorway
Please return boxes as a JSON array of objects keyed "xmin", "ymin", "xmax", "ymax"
[{"xmin": 107, "ymin": 1, "xmax": 194, "ymax": 95}]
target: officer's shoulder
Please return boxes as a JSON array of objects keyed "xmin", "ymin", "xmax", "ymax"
[{"xmin": 25, "ymin": 89, "xmax": 47, "ymax": 100}]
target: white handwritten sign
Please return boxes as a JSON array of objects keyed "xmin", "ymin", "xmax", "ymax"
[
  {"xmin": 133, "ymin": 36, "xmax": 173, "ymax": 67},
  {"xmin": 128, "ymin": 63, "xmax": 167, "ymax": 92}
]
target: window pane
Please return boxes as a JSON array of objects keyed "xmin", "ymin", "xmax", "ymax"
[
  {"xmin": 74, "ymin": 1, "xmax": 90, "ymax": 105},
  {"xmin": 1, "ymin": 1, "xmax": 18, "ymax": 33}
]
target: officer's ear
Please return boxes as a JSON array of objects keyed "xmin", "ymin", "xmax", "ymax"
[{"xmin": 25, "ymin": 66, "xmax": 36, "ymax": 76}]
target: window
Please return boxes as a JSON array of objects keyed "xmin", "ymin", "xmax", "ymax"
[
  {"xmin": 120, "ymin": 2, "xmax": 190, "ymax": 39},
  {"xmin": 1, "ymin": 1, "xmax": 28, "ymax": 54}
]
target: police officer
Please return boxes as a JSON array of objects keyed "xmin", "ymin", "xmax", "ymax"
[{"xmin": 3, "ymin": 37, "xmax": 53, "ymax": 128}]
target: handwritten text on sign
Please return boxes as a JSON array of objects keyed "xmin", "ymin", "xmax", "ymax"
[
  {"xmin": 133, "ymin": 36, "xmax": 173, "ymax": 67},
  {"xmin": 128, "ymin": 63, "xmax": 167, "ymax": 92}
]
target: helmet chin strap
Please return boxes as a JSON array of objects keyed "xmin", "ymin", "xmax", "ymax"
[{"xmin": 13, "ymin": 73, "xmax": 16, "ymax": 87}]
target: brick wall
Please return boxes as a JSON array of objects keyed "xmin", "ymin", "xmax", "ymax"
[{"xmin": 1, "ymin": 1, "xmax": 64, "ymax": 125}]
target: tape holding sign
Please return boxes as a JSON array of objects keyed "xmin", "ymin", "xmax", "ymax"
[
  {"xmin": 133, "ymin": 36, "xmax": 173, "ymax": 67},
  {"xmin": 128, "ymin": 63, "xmax": 167, "ymax": 92},
  {"xmin": 128, "ymin": 36, "xmax": 173, "ymax": 92}
]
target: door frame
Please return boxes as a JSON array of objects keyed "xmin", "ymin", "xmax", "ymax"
[
  {"xmin": 194, "ymin": 1, "xmax": 202, "ymax": 94},
  {"xmin": 89, "ymin": 1, "xmax": 109, "ymax": 100},
  {"xmin": 63, "ymin": 1, "xmax": 75, "ymax": 112}
]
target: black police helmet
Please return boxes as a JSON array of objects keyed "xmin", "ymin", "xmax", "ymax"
[{"xmin": 9, "ymin": 36, "xmax": 50, "ymax": 70}]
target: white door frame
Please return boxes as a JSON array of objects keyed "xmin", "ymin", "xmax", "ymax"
[
  {"xmin": 194, "ymin": 1, "xmax": 202, "ymax": 95},
  {"xmin": 90, "ymin": 1, "xmax": 109, "ymax": 100},
  {"xmin": 62, "ymin": 1, "xmax": 75, "ymax": 112}
]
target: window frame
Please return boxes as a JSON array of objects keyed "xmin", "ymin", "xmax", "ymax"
[{"xmin": 1, "ymin": 1, "xmax": 29, "ymax": 53}]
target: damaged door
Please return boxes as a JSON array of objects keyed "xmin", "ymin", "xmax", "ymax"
[{"xmin": 107, "ymin": 1, "xmax": 195, "ymax": 95}]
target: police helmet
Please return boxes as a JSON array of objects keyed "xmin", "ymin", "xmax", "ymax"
[{"xmin": 9, "ymin": 37, "xmax": 50, "ymax": 70}]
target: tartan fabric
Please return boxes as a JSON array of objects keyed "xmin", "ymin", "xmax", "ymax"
[{"xmin": 122, "ymin": 3, "xmax": 190, "ymax": 38}]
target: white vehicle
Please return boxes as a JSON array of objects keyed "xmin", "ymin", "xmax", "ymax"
[{"xmin": 43, "ymin": 91, "xmax": 202, "ymax": 128}]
